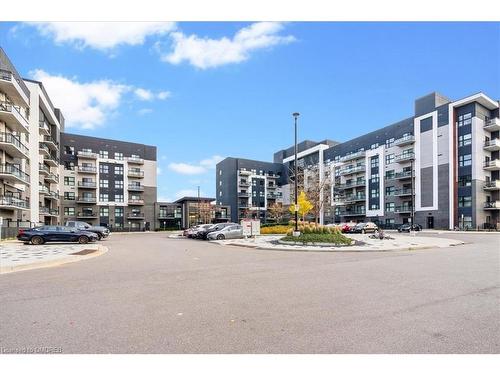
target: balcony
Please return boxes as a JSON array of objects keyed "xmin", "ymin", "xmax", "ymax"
[
  {"xmin": 39, "ymin": 143, "xmax": 50, "ymax": 157},
  {"xmin": 128, "ymin": 199, "xmax": 145, "ymax": 205},
  {"xmin": 77, "ymin": 212, "xmax": 98, "ymax": 219},
  {"xmin": 267, "ymin": 173, "xmax": 279, "ymax": 179},
  {"xmin": 128, "ymin": 170, "xmax": 144, "ymax": 178},
  {"xmin": 39, "ymin": 163, "xmax": 50, "ymax": 175},
  {"xmin": 78, "ymin": 181, "xmax": 97, "ymax": 189},
  {"xmin": 126, "ymin": 156, "xmax": 144, "ymax": 164},
  {"xmin": 267, "ymin": 193, "xmax": 281, "ymax": 199},
  {"xmin": 43, "ymin": 135, "xmax": 59, "ymax": 151},
  {"xmin": 339, "ymin": 164, "xmax": 365, "ymax": 176},
  {"xmin": 39, "ymin": 207, "xmax": 59, "ymax": 216},
  {"xmin": 483, "ymin": 159, "xmax": 500, "ymax": 171},
  {"xmin": 238, "ymin": 203, "xmax": 249, "ymax": 208},
  {"xmin": 45, "ymin": 154, "xmax": 59, "ymax": 167},
  {"xmin": 44, "ymin": 173, "xmax": 59, "ymax": 184},
  {"xmin": 484, "ymin": 117, "xmax": 500, "ymax": 132},
  {"xmin": 128, "ymin": 184, "xmax": 144, "ymax": 191},
  {"xmin": 395, "ymin": 205, "xmax": 412, "ymax": 214},
  {"xmin": 387, "ymin": 170, "xmax": 413, "ymax": 180},
  {"xmin": 0, "ymin": 164, "xmax": 30, "ymax": 185},
  {"xmin": 77, "ymin": 150, "xmax": 98, "ymax": 159},
  {"xmin": 395, "ymin": 152, "xmax": 415, "ymax": 163},
  {"xmin": 484, "ymin": 201, "xmax": 500, "ymax": 210},
  {"xmin": 0, "ymin": 101, "xmax": 29, "ymax": 133},
  {"xmin": 394, "ymin": 135, "xmax": 415, "ymax": 147},
  {"xmin": 342, "ymin": 208, "xmax": 366, "ymax": 216},
  {"xmin": 0, "ymin": 195, "xmax": 29, "ymax": 210},
  {"xmin": 46, "ymin": 191, "xmax": 59, "ymax": 200},
  {"xmin": 39, "ymin": 121, "xmax": 50, "ymax": 136},
  {"xmin": 238, "ymin": 170, "xmax": 252, "ymax": 175},
  {"xmin": 267, "ymin": 184, "xmax": 277, "ymax": 189},
  {"xmin": 39, "ymin": 184, "xmax": 49, "ymax": 195},
  {"xmin": 484, "ymin": 180, "xmax": 500, "ymax": 190},
  {"xmin": 127, "ymin": 212, "xmax": 145, "ymax": 219},
  {"xmin": 238, "ymin": 192, "xmax": 249, "ymax": 197},
  {"xmin": 340, "ymin": 150, "xmax": 365, "ymax": 162},
  {"xmin": 0, "ymin": 69, "xmax": 30, "ymax": 106},
  {"xmin": 345, "ymin": 194, "xmax": 366, "ymax": 202},
  {"xmin": 238, "ymin": 180, "xmax": 250, "ymax": 187},
  {"xmin": 340, "ymin": 179, "xmax": 366, "ymax": 189},
  {"xmin": 394, "ymin": 188, "xmax": 413, "ymax": 197},
  {"xmin": 484, "ymin": 139, "xmax": 500, "ymax": 152},
  {"xmin": 0, "ymin": 132, "xmax": 29, "ymax": 158},
  {"xmin": 77, "ymin": 196, "xmax": 96, "ymax": 203},
  {"xmin": 77, "ymin": 166, "xmax": 97, "ymax": 174}
]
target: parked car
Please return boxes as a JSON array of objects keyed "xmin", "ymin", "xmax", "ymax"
[
  {"xmin": 398, "ymin": 223, "xmax": 422, "ymax": 233},
  {"xmin": 340, "ymin": 222, "xmax": 357, "ymax": 233},
  {"xmin": 191, "ymin": 224, "xmax": 214, "ymax": 239},
  {"xmin": 200, "ymin": 222, "xmax": 236, "ymax": 240},
  {"xmin": 351, "ymin": 222, "xmax": 379, "ymax": 234},
  {"xmin": 207, "ymin": 224, "xmax": 244, "ymax": 240},
  {"xmin": 65, "ymin": 220, "xmax": 110, "ymax": 240},
  {"xmin": 185, "ymin": 225, "xmax": 204, "ymax": 238},
  {"xmin": 17, "ymin": 226, "xmax": 99, "ymax": 245}
]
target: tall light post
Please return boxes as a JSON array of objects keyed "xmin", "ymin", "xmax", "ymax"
[{"xmin": 293, "ymin": 112, "xmax": 300, "ymax": 235}]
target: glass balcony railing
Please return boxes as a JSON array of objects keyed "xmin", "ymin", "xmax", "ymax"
[
  {"xmin": 0, "ymin": 195, "xmax": 29, "ymax": 209},
  {"xmin": 0, "ymin": 132, "xmax": 29, "ymax": 155},
  {"xmin": 0, "ymin": 163, "xmax": 30, "ymax": 183}
]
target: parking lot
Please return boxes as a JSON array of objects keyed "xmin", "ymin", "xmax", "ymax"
[{"xmin": 0, "ymin": 231, "xmax": 498, "ymax": 353}]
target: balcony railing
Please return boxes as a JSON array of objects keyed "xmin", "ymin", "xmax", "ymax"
[
  {"xmin": 239, "ymin": 180, "xmax": 250, "ymax": 186},
  {"xmin": 39, "ymin": 143, "xmax": 50, "ymax": 155},
  {"xmin": 339, "ymin": 164, "xmax": 365, "ymax": 175},
  {"xmin": 386, "ymin": 170, "xmax": 413, "ymax": 180},
  {"xmin": 394, "ymin": 188, "xmax": 413, "ymax": 196},
  {"xmin": 43, "ymin": 135, "xmax": 59, "ymax": 148},
  {"xmin": 484, "ymin": 139, "xmax": 500, "ymax": 150},
  {"xmin": 127, "ymin": 212, "xmax": 145, "ymax": 219},
  {"xmin": 0, "ymin": 132, "xmax": 29, "ymax": 155},
  {"xmin": 39, "ymin": 121, "xmax": 50, "ymax": 134},
  {"xmin": 39, "ymin": 206, "xmax": 59, "ymax": 216},
  {"xmin": 483, "ymin": 159, "xmax": 500, "ymax": 169},
  {"xmin": 39, "ymin": 163, "xmax": 50, "ymax": 174},
  {"xmin": 128, "ymin": 199, "xmax": 145, "ymax": 205},
  {"xmin": 78, "ymin": 181, "xmax": 97, "ymax": 188},
  {"xmin": 45, "ymin": 173, "xmax": 59, "ymax": 183},
  {"xmin": 0, "ymin": 163, "xmax": 30, "ymax": 183},
  {"xmin": 77, "ymin": 212, "xmax": 98, "ymax": 218},
  {"xmin": 484, "ymin": 180, "xmax": 500, "ymax": 190},
  {"xmin": 126, "ymin": 156, "xmax": 144, "ymax": 164},
  {"xmin": 340, "ymin": 150, "xmax": 365, "ymax": 162},
  {"xmin": 345, "ymin": 194, "xmax": 366, "ymax": 201},
  {"xmin": 238, "ymin": 192, "xmax": 249, "ymax": 197},
  {"xmin": 484, "ymin": 201, "xmax": 500, "ymax": 209},
  {"xmin": 395, "ymin": 205, "xmax": 413, "ymax": 213},
  {"xmin": 341, "ymin": 179, "xmax": 366, "ymax": 188},
  {"xmin": 484, "ymin": 117, "xmax": 500, "ymax": 131},
  {"xmin": 77, "ymin": 150, "xmax": 98, "ymax": 158},
  {"xmin": 393, "ymin": 135, "xmax": 415, "ymax": 146},
  {"xmin": 39, "ymin": 184, "xmax": 49, "ymax": 194},
  {"xmin": 77, "ymin": 196, "xmax": 96, "ymax": 203},
  {"xmin": 342, "ymin": 208, "xmax": 366, "ymax": 216},
  {"xmin": 0, "ymin": 195, "xmax": 29, "ymax": 209},
  {"xmin": 395, "ymin": 152, "xmax": 415, "ymax": 163},
  {"xmin": 77, "ymin": 166, "xmax": 97, "ymax": 173},
  {"xmin": 128, "ymin": 170, "xmax": 144, "ymax": 178},
  {"xmin": 128, "ymin": 183, "xmax": 144, "ymax": 191},
  {"xmin": 0, "ymin": 68, "xmax": 30, "ymax": 105},
  {"xmin": 0, "ymin": 100, "xmax": 29, "ymax": 130}
]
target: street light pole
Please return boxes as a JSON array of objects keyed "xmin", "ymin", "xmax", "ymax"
[{"xmin": 293, "ymin": 112, "xmax": 300, "ymax": 235}]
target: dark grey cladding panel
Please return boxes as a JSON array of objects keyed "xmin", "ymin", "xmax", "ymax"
[
  {"xmin": 60, "ymin": 132, "xmax": 157, "ymax": 161},
  {"xmin": 420, "ymin": 117, "xmax": 433, "ymax": 133},
  {"xmin": 324, "ymin": 118, "xmax": 414, "ymax": 161},
  {"xmin": 0, "ymin": 47, "xmax": 30, "ymax": 99},
  {"xmin": 437, "ymin": 104, "xmax": 449, "ymax": 127},
  {"xmin": 455, "ymin": 102, "xmax": 475, "ymax": 117},
  {"xmin": 414, "ymin": 92, "xmax": 450, "ymax": 117},
  {"xmin": 420, "ymin": 166, "xmax": 433, "ymax": 207}
]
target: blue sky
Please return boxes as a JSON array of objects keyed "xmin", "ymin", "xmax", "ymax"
[{"xmin": 1, "ymin": 22, "xmax": 499, "ymax": 200}]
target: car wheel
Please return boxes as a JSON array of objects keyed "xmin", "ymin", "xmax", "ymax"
[
  {"xmin": 96, "ymin": 233, "xmax": 103, "ymax": 240},
  {"xmin": 216, "ymin": 234, "xmax": 225, "ymax": 240},
  {"xmin": 31, "ymin": 236, "xmax": 44, "ymax": 245},
  {"xmin": 78, "ymin": 236, "xmax": 89, "ymax": 244}
]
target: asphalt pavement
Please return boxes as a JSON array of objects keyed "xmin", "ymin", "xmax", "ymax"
[{"xmin": 0, "ymin": 231, "xmax": 498, "ymax": 353}]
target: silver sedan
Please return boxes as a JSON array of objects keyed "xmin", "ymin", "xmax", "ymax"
[{"xmin": 207, "ymin": 224, "xmax": 244, "ymax": 240}]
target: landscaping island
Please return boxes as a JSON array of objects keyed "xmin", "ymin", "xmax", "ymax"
[{"xmin": 263, "ymin": 223, "xmax": 354, "ymax": 246}]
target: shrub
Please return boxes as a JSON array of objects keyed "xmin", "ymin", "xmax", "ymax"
[
  {"xmin": 261, "ymin": 225, "xmax": 292, "ymax": 234},
  {"xmin": 281, "ymin": 231, "xmax": 352, "ymax": 245}
]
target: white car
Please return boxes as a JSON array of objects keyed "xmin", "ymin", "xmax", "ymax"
[{"xmin": 207, "ymin": 224, "xmax": 244, "ymax": 240}]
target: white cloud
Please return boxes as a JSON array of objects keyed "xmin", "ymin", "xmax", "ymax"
[
  {"xmin": 134, "ymin": 88, "xmax": 154, "ymax": 101},
  {"xmin": 159, "ymin": 22, "xmax": 296, "ymax": 69},
  {"xmin": 31, "ymin": 69, "xmax": 130, "ymax": 129},
  {"xmin": 157, "ymin": 91, "xmax": 171, "ymax": 100},
  {"xmin": 137, "ymin": 108, "xmax": 153, "ymax": 115},
  {"xmin": 28, "ymin": 22, "xmax": 176, "ymax": 50},
  {"xmin": 168, "ymin": 155, "xmax": 224, "ymax": 175}
]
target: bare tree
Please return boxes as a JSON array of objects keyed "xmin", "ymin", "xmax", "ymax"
[
  {"xmin": 303, "ymin": 165, "xmax": 332, "ymax": 224},
  {"xmin": 268, "ymin": 202, "xmax": 286, "ymax": 224}
]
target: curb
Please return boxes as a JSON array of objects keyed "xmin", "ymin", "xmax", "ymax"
[{"xmin": 0, "ymin": 245, "xmax": 108, "ymax": 275}]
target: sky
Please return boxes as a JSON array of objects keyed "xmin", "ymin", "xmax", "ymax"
[{"xmin": 1, "ymin": 22, "xmax": 499, "ymax": 201}]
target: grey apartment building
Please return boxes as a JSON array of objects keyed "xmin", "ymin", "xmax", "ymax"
[
  {"xmin": 217, "ymin": 92, "xmax": 500, "ymax": 230},
  {"xmin": 59, "ymin": 133, "xmax": 157, "ymax": 231}
]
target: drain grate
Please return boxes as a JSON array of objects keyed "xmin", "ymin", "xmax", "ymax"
[{"xmin": 71, "ymin": 249, "xmax": 97, "ymax": 256}]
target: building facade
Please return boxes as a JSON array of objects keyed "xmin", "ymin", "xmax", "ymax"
[
  {"xmin": 217, "ymin": 92, "xmax": 500, "ymax": 230},
  {"xmin": 59, "ymin": 133, "xmax": 157, "ymax": 231}
]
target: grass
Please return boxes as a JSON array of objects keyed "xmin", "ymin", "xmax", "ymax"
[{"xmin": 281, "ymin": 232, "xmax": 352, "ymax": 245}]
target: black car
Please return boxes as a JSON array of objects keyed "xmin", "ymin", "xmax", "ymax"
[
  {"xmin": 17, "ymin": 225, "xmax": 99, "ymax": 245},
  {"xmin": 199, "ymin": 222, "xmax": 236, "ymax": 240},
  {"xmin": 398, "ymin": 223, "xmax": 422, "ymax": 233}
]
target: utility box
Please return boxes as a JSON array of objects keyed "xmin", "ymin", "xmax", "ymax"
[{"xmin": 240, "ymin": 219, "xmax": 260, "ymax": 237}]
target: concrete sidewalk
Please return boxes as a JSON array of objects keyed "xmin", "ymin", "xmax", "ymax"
[
  {"xmin": 209, "ymin": 233, "xmax": 466, "ymax": 252},
  {"xmin": 0, "ymin": 242, "xmax": 108, "ymax": 274}
]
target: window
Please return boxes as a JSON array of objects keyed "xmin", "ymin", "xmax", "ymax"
[
  {"xmin": 115, "ymin": 180, "xmax": 124, "ymax": 189},
  {"xmin": 370, "ymin": 143, "xmax": 379, "ymax": 150},
  {"xmin": 99, "ymin": 150, "xmax": 109, "ymax": 159},
  {"xmin": 64, "ymin": 161, "xmax": 75, "ymax": 170},
  {"xmin": 114, "ymin": 152, "xmax": 123, "ymax": 160},
  {"xmin": 458, "ymin": 175, "xmax": 472, "ymax": 187},
  {"xmin": 371, "ymin": 189, "xmax": 380, "ymax": 198},
  {"xmin": 386, "ymin": 186, "xmax": 395, "ymax": 196},
  {"xmin": 385, "ymin": 154, "xmax": 395, "ymax": 165},
  {"xmin": 115, "ymin": 207, "xmax": 124, "ymax": 217},
  {"xmin": 385, "ymin": 138, "xmax": 395, "ymax": 148},
  {"xmin": 370, "ymin": 203, "xmax": 380, "ymax": 210},
  {"xmin": 99, "ymin": 164, "xmax": 109, "ymax": 174},
  {"xmin": 64, "ymin": 192, "xmax": 75, "ymax": 200},
  {"xmin": 458, "ymin": 133, "xmax": 472, "ymax": 147},
  {"xmin": 64, "ymin": 146, "xmax": 74, "ymax": 155},
  {"xmin": 115, "ymin": 166, "xmax": 124, "ymax": 175},
  {"xmin": 99, "ymin": 207, "xmax": 109, "ymax": 217},
  {"xmin": 385, "ymin": 170, "xmax": 395, "ymax": 179},
  {"xmin": 371, "ymin": 156, "xmax": 379, "ymax": 168},
  {"xmin": 100, "ymin": 179, "xmax": 109, "ymax": 188},
  {"xmin": 385, "ymin": 202, "xmax": 395, "ymax": 212},
  {"xmin": 458, "ymin": 196, "xmax": 472, "ymax": 207},
  {"xmin": 371, "ymin": 174, "xmax": 380, "ymax": 183},
  {"xmin": 64, "ymin": 176, "xmax": 75, "ymax": 186},
  {"xmin": 114, "ymin": 194, "xmax": 124, "ymax": 202},
  {"xmin": 385, "ymin": 218, "xmax": 395, "ymax": 225},
  {"xmin": 64, "ymin": 207, "xmax": 75, "ymax": 216},
  {"xmin": 462, "ymin": 216, "xmax": 472, "ymax": 229},
  {"xmin": 459, "ymin": 154, "xmax": 472, "ymax": 167},
  {"xmin": 458, "ymin": 113, "xmax": 472, "ymax": 127},
  {"xmin": 99, "ymin": 193, "xmax": 109, "ymax": 202}
]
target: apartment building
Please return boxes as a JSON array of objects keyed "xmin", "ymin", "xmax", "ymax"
[
  {"xmin": 59, "ymin": 133, "xmax": 157, "ymax": 231},
  {"xmin": 217, "ymin": 92, "xmax": 500, "ymax": 230}
]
